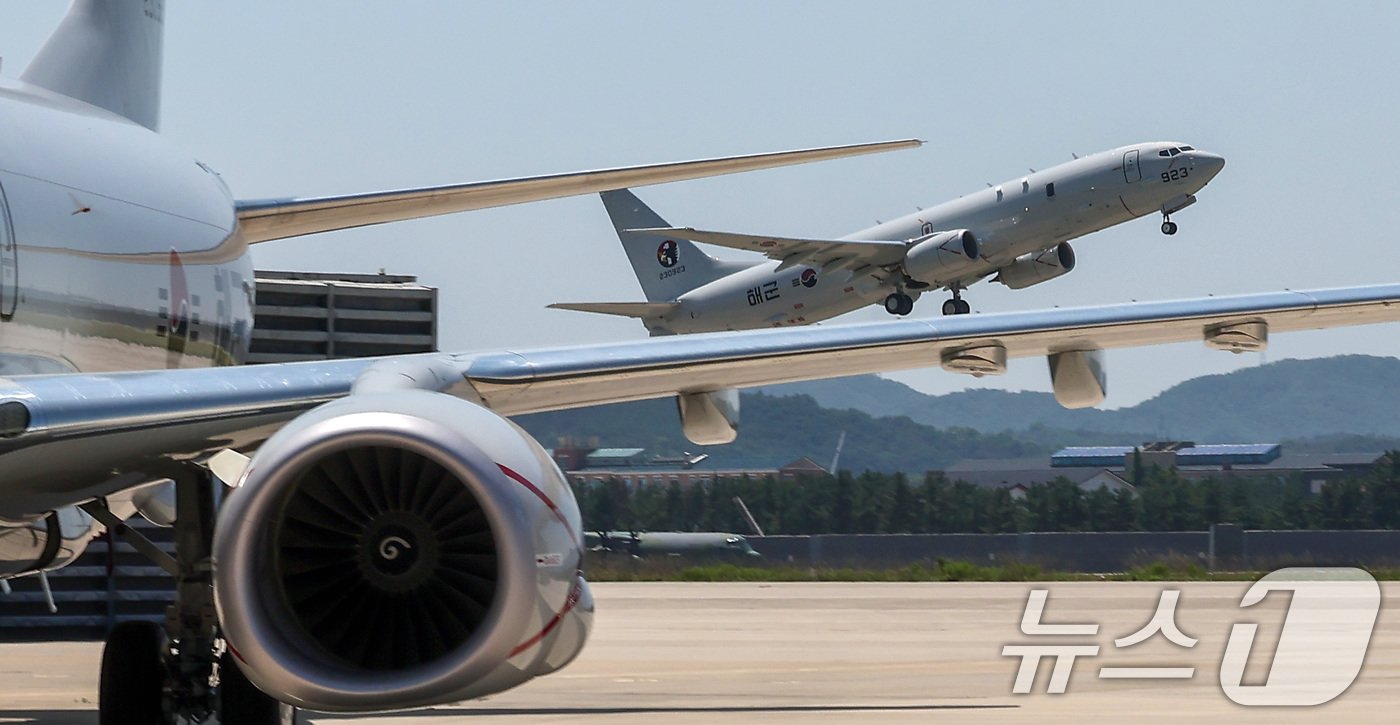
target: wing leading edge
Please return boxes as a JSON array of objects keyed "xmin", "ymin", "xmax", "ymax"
[
  {"xmin": 234, "ymin": 139, "xmax": 922, "ymax": 243},
  {"xmin": 0, "ymin": 283, "xmax": 1396, "ymax": 517}
]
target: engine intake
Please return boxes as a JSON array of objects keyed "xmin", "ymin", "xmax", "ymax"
[
  {"xmin": 214, "ymin": 392, "xmax": 591, "ymax": 712},
  {"xmin": 902, "ymin": 229, "xmax": 981, "ymax": 285},
  {"xmin": 994, "ymin": 242, "xmax": 1076, "ymax": 290}
]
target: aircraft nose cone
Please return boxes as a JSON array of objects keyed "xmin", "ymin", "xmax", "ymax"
[{"xmin": 1195, "ymin": 151, "xmax": 1225, "ymax": 179}]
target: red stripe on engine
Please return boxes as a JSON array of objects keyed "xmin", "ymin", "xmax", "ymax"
[
  {"xmin": 497, "ymin": 463, "xmax": 576, "ymax": 540},
  {"xmin": 509, "ymin": 576, "xmax": 584, "ymax": 657}
]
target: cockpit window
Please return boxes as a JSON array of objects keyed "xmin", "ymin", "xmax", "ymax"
[
  {"xmin": 1158, "ymin": 150, "xmax": 1170, "ymax": 157},
  {"xmin": 1180, "ymin": 145, "xmax": 1194, "ymax": 151},
  {"xmin": 1169, "ymin": 148, "xmax": 1181, "ymax": 156}
]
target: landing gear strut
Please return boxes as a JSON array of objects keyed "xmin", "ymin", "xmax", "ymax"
[
  {"xmin": 883, "ymin": 291, "xmax": 914, "ymax": 316},
  {"xmin": 940, "ymin": 287, "xmax": 971, "ymax": 316},
  {"xmin": 91, "ymin": 470, "xmax": 296, "ymax": 724}
]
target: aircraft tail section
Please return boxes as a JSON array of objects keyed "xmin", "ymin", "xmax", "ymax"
[
  {"xmin": 601, "ymin": 189, "xmax": 740, "ymax": 302},
  {"xmin": 22, "ymin": 0, "xmax": 164, "ymax": 131}
]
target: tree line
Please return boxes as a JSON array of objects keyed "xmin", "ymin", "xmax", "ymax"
[{"xmin": 573, "ymin": 453, "xmax": 1400, "ymax": 535}]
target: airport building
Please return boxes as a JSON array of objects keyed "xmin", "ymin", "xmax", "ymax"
[
  {"xmin": 941, "ymin": 441, "xmax": 1384, "ymax": 496},
  {"xmin": 551, "ymin": 438, "xmax": 829, "ymax": 488},
  {"xmin": 247, "ymin": 270, "xmax": 437, "ymax": 363}
]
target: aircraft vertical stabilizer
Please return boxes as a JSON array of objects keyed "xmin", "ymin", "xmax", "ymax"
[
  {"xmin": 22, "ymin": 0, "xmax": 164, "ymax": 131},
  {"xmin": 601, "ymin": 189, "xmax": 743, "ymax": 302}
]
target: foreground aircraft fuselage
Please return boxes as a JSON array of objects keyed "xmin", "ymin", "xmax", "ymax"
[
  {"xmin": 0, "ymin": 81, "xmax": 253, "ymax": 376},
  {"xmin": 573, "ymin": 143, "xmax": 1223, "ymax": 335}
]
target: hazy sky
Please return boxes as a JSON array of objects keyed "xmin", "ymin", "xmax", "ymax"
[{"xmin": 2, "ymin": 2, "xmax": 1398, "ymax": 407}]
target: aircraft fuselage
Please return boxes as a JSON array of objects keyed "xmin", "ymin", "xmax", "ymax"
[{"xmin": 0, "ymin": 80, "xmax": 252, "ymax": 376}]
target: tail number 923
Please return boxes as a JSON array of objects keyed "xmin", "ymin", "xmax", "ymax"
[{"xmin": 1161, "ymin": 167, "xmax": 1190, "ymax": 182}]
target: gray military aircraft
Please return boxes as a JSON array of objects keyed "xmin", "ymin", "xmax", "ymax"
[
  {"xmin": 0, "ymin": 2, "xmax": 1394, "ymax": 724},
  {"xmin": 553, "ymin": 143, "xmax": 1223, "ymax": 334}
]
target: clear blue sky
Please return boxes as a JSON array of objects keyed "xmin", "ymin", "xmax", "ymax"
[{"xmin": 3, "ymin": 2, "xmax": 1398, "ymax": 406}]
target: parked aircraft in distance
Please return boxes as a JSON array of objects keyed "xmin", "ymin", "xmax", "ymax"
[
  {"xmin": 552, "ymin": 143, "xmax": 1224, "ymax": 334},
  {"xmin": 586, "ymin": 531, "xmax": 762, "ymax": 559},
  {"xmin": 0, "ymin": 4, "xmax": 1389, "ymax": 725}
]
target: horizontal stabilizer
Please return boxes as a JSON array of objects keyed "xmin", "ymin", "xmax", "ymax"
[
  {"xmin": 236, "ymin": 139, "xmax": 921, "ymax": 243},
  {"xmin": 633, "ymin": 227, "xmax": 908, "ymax": 269},
  {"xmin": 548, "ymin": 301, "xmax": 681, "ymax": 319}
]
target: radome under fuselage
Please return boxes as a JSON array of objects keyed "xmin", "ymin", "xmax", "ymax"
[
  {"xmin": 661, "ymin": 142, "xmax": 1223, "ymax": 333},
  {"xmin": 0, "ymin": 80, "xmax": 252, "ymax": 377}
]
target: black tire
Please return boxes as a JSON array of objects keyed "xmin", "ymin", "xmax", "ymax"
[
  {"xmin": 955, "ymin": 299, "xmax": 971, "ymax": 315},
  {"xmin": 898, "ymin": 295, "xmax": 914, "ymax": 315},
  {"xmin": 941, "ymin": 298, "xmax": 957, "ymax": 316},
  {"xmin": 884, "ymin": 293, "xmax": 903, "ymax": 315},
  {"xmin": 220, "ymin": 652, "xmax": 299, "ymax": 725},
  {"xmin": 1162, "ymin": 221, "xmax": 1177, "ymax": 235},
  {"xmin": 100, "ymin": 620, "xmax": 167, "ymax": 725}
]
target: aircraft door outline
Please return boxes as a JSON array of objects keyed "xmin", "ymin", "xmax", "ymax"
[
  {"xmin": 1123, "ymin": 150, "xmax": 1141, "ymax": 184},
  {"xmin": 0, "ymin": 182, "xmax": 17, "ymax": 319}
]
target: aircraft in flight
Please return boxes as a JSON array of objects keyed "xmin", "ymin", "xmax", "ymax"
[
  {"xmin": 0, "ymin": 3, "xmax": 1393, "ymax": 724},
  {"xmin": 552, "ymin": 143, "xmax": 1224, "ymax": 335}
]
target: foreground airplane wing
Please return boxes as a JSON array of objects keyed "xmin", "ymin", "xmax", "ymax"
[
  {"xmin": 234, "ymin": 139, "xmax": 921, "ymax": 243},
  {"xmin": 639, "ymin": 226, "xmax": 908, "ymax": 269},
  {"xmin": 3, "ymin": 283, "xmax": 1396, "ymax": 518}
]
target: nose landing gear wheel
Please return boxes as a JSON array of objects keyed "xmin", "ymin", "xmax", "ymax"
[
  {"xmin": 884, "ymin": 293, "xmax": 914, "ymax": 316},
  {"xmin": 1161, "ymin": 220, "xmax": 1178, "ymax": 235}
]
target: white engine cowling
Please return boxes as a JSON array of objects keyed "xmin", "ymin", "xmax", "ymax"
[
  {"xmin": 902, "ymin": 229, "xmax": 980, "ymax": 285},
  {"xmin": 994, "ymin": 242, "xmax": 1076, "ymax": 290},
  {"xmin": 213, "ymin": 391, "xmax": 592, "ymax": 713}
]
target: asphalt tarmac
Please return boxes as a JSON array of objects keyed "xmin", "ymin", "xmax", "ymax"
[{"xmin": 0, "ymin": 581, "xmax": 1394, "ymax": 723}]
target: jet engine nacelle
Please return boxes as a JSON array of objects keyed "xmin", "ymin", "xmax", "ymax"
[
  {"xmin": 994, "ymin": 242, "xmax": 1076, "ymax": 290},
  {"xmin": 902, "ymin": 229, "xmax": 980, "ymax": 285},
  {"xmin": 213, "ymin": 392, "xmax": 592, "ymax": 713}
]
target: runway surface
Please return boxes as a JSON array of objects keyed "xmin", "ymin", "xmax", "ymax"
[{"xmin": 0, "ymin": 581, "xmax": 1395, "ymax": 723}]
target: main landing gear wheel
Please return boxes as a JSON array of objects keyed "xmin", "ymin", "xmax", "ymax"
[
  {"xmin": 941, "ymin": 298, "xmax": 971, "ymax": 316},
  {"xmin": 1161, "ymin": 219, "xmax": 1178, "ymax": 235},
  {"xmin": 92, "ymin": 471, "xmax": 298, "ymax": 725},
  {"xmin": 884, "ymin": 292, "xmax": 914, "ymax": 316},
  {"xmin": 99, "ymin": 620, "xmax": 167, "ymax": 725},
  {"xmin": 221, "ymin": 651, "xmax": 300, "ymax": 724}
]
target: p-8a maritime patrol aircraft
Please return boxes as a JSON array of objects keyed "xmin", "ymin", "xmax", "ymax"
[
  {"xmin": 552, "ymin": 143, "xmax": 1223, "ymax": 335},
  {"xmin": 0, "ymin": 3, "xmax": 1395, "ymax": 725}
]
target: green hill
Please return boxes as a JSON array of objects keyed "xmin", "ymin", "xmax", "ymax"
[
  {"xmin": 763, "ymin": 355, "xmax": 1400, "ymax": 441},
  {"xmin": 514, "ymin": 355, "xmax": 1400, "ymax": 473}
]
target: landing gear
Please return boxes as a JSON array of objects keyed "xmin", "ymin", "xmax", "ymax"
[
  {"xmin": 1161, "ymin": 217, "xmax": 1178, "ymax": 235},
  {"xmin": 99, "ymin": 621, "xmax": 166, "ymax": 725},
  {"xmin": 940, "ymin": 287, "xmax": 971, "ymax": 316},
  {"xmin": 884, "ymin": 292, "xmax": 914, "ymax": 316},
  {"xmin": 93, "ymin": 470, "xmax": 295, "ymax": 725}
]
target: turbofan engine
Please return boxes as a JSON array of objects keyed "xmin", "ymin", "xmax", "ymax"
[
  {"xmin": 994, "ymin": 242, "xmax": 1076, "ymax": 290},
  {"xmin": 902, "ymin": 229, "xmax": 980, "ymax": 285},
  {"xmin": 212, "ymin": 391, "xmax": 592, "ymax": 713}
]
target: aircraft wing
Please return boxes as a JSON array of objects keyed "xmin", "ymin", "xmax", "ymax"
[
  {"xmin": 1, "ymin": 283, "xmax": 1397, "ymax": 517},
  {"xmin": 233, "ymin": 139, "xmax": 921, "ymax": 243},
  {"xmin": 639, "ymin": 226, "xmax": 908, "ymax": 270}
]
